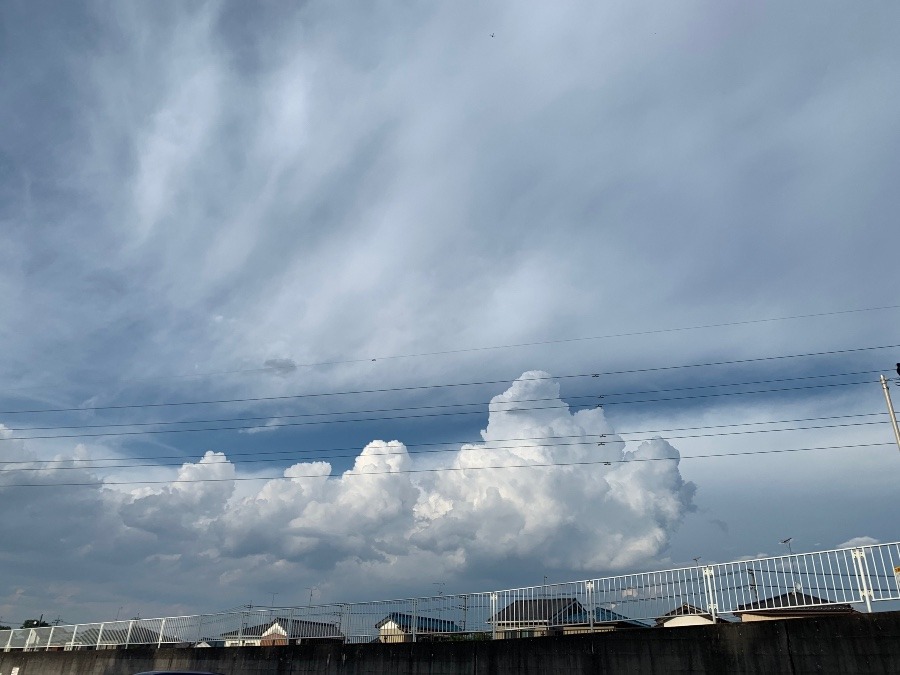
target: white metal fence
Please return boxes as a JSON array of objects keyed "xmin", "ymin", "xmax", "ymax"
[{"xmin": 3, "ymin": 541, "xmax": 898, "ymax": 651}]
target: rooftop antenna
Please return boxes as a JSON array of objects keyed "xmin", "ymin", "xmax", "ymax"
[
  {"xmin": 781, "ymin": 538, "xmax": 801, "ymax": 594},
  {"xmin": 746, "ymin": 568, "xmax": 759, "ymax": 602}
]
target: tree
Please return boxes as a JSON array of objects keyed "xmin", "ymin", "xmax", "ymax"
[
  {"xmin": 0, "ymin": 624, "xmax": 10, "ymax": 630},
  {"xmin": 21, "ymin": 619, "xmax": 50, "ymax": 629}
]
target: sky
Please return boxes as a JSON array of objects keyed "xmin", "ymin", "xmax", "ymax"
[{"xmin": 1, "ymin": 0, "xmax": 899, "ymax": 626}]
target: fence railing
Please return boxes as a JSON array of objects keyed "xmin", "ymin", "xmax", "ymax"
[{"xmin": 3, "ymin": 541, "xmax": 898, "ymax": 650}]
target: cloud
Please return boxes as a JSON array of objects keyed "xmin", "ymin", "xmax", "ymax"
[
  {"xmin": 0, "ymin": 373, "xmax": 696, "ymax": 617},
  {"xmin": 206, "ymin": 373, "xmax": 697, "ymax": 581},
  {"xmin": 1, "ymin": 0, "xmax": 899, "ymax": 622},
  {"xmin": 837, "ymin": 536, "xmax": 880, "ymax": 548},
  {"xmin": 118, "ymin": 451, "xmax": 236, "ymax": 538},
  {"xmin": 263, "ymin": 358, "xmax": 298, "ymax": 376},
  {"xmin": 239, "ymin": 418, "xmax": 285, "ymax": 434}
]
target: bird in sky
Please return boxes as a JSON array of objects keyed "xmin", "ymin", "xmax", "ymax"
[
  {"xmin": 895, "ymin": 362, "xmax": 899, "ymax": 377},
  {"xmin": 491, "ymin": 33, "xmax": 495, "ymax": 38}
]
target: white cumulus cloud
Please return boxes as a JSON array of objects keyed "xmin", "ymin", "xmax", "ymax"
[{"xmin": 0, "ymin": 372, "xmax": 696, "ymax": 617}]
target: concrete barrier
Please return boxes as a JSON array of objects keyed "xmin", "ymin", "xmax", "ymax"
[{"xmin": 1, "ymin": 610, "xmax": 897, "ymax": 674}]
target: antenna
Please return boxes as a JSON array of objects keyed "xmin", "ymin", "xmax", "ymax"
[{"xmin": 746, "ymin": 567, "xmax": 759, "ymax": 602}]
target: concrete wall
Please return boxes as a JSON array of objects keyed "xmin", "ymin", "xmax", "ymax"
[{"xmin": 1, "ymin": 610, "xmax": 897, "ymax": 675}]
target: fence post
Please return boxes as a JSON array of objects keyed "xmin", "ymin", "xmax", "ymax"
[
  {"xmin": 96, "ymin": 622, "xmax": 104, "ymax": 649},
  {"xmin": 852, "ymin": 548, "xmax": 874, "ymax": 613},
  {"xmin": 340, "ymin": 602, "xmax": 351, "ymax": 644},
  {"xmin": 158, "ymin": 618, "xmax": 166, "ymax": 648},
  {"xmin": 5, "ymin": 628, "xmax": 13, "ymax": 651},
  {"xmin": 46, "ymin": 625, "xmax": 54, "ymax": 651},
  {"xmin": 125, "ymin": 620, "xmax": 134, "ymax": 648},
  {"xmin": 490, "ymin": 593, "xmax": 497, "ymax": 640},
  {"xmin": 411, "ymin": 599, "xmax": 418, "ymax": 643},
  {"xmin": 584, "ymin": 580, "xmax": 596, "ymax": 633},
  {"xmin": 702, "ymin": 566, "xmax": 718, "ymax": 622},
  {"xmin": 69, "ymin": 625, "xmax": 78, "ymax": 651}
]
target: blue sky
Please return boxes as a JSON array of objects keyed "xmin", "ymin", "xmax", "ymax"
[{"xmin": 0, "ymin": 0, "xmax": 898, "ymax": 625}]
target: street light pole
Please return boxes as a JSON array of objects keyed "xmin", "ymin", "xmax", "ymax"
[{"xmin": 880, "ymin": 375, "xmax": 900, "ymax": 454}]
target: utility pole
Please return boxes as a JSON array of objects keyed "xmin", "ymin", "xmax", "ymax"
[{"xmin": 880, "ymin": 374, "xmax": 900, "ymax": 454}]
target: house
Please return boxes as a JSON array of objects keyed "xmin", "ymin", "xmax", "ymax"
[
  {"xmin": 733, "ymin": 591, "xmax": 857, "ymax": 622},
  {"xmin": 655, "ymin": 603, "xmax": 724, "ymax": 628},
  {"xmin": 489, "ymin": 598, "xmax": 585, "ymax": 639},
  {"xmin": 375, "ymin": 613, "xmax": 460, "ymax": 643},
  {"xmin": 220, "ymin": 617, "xmax": 343, "ymax": 646},
  {"xmin": 562, "ymin": 607, "xmax": 650, "ymax": 634}
]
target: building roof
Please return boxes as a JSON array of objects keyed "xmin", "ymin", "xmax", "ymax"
[
  {"xmin": 658, "ymin": 603, "xmax": 709, "ymax": 618},
  {"xmin": 568, "ymin": 607, "xmax": 650, "ymax": 628},
  {"xmin": 655, "ymin": 603, "xmax": 722, "ymax": 626},
  {"xmin": 734, "ymin": 591, "xmax": 857, "ymax": 615},
  {"xmin": 490, "ymin": 598, "xmax": 585, "ymax": 626},
  {"xmin": 220, "ymin": 617, "xmax": 342, "ymax": 639},
  {"xmin": 374, "ymin": 612, "xmax": 460, "ymax": 634}
]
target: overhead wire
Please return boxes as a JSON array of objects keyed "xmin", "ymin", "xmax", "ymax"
[
  {"xmin": 1, "ymin": 343, "xmax": 896, "ymax": 416},
  {"xmin": 5, "ymin": 303, "xmax": 897, "ymax": 394},
  {"xmin": 0, "ymin": 411, "xmax": 886, "ymax": 467},
  {"xmin": 0, "ymin": 369, "xmax": 881, "ymax": 433},
  {"xmin": 0, "ymin": 442, "xmax": 890, "ymax": 488},
  {"xmin": 0, "ymin": 377, "xmax": 881, "ymax": 441},
  {"xmin": 0, "ymin": 417, "xmax": 891, "ymax": 473}
]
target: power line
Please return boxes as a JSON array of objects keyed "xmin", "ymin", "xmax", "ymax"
[
  {"xmin": 0, "ymin": 442, "xmax": 889, "ymax": 488},
  {"xmin": 246, "ymin": 305, "xmax": 900, "ymax": 366},
  {"xmin": 2, "ymin": 344, "xmax": 896, "ymax": 416},
  {"xmin": 6, "ymin": 303, "xmax": 897, "ymax": 393},
  {"xmin": 0, "ymin": 418, "xmax": 889, "ymax": 474},
  {"xmin": 1, "ymin": 369, "xmax": 880, "ymax": 433},
  {"xmin": 0, "ymin": 411, "xmax": 884, "ymax": 467},
  {"xmin": 0, "ymin": 378, "xmax": 880, "ymax": 441}
]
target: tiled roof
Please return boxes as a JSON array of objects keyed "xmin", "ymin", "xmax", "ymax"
[
  {"xmin": 221, "ymin": 617, "xmax": 342, "ymax": 638},
  {"xmin": 658, "ymin": 603, "xmax": 709, "ymax": 618},
  {"xmin": 569, "ymin": 607, "xmax": 650, "ymax": 628},
  {"xmin": 375, "ymin": 612, "xmax": 460, "ymax": 633},
  {"xmin": 734, "ymin": 591, "xmax": 856, "ymax": 614},
  {"xmin": 654, "ymin": 603, "xmax": 725, "ymax": 626},
  {"xmin": 490, "ymin": 598, "xmax": 585, "ymax": 625}
]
